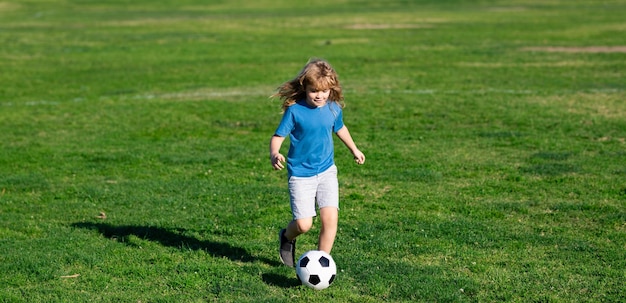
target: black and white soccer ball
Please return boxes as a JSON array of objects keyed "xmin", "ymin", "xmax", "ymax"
[{"xmin": 295, "ymin": 250, "xmax": 337, "ymax": 290}]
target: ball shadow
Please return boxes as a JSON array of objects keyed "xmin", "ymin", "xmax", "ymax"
[{"xmin": 261, "ymin": 272, "xmax": 302, "ymax": 288}]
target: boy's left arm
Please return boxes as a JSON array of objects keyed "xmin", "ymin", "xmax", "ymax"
[{"xmin": 336, "ymin": 126, "xmax": 365, "ymax": 165}]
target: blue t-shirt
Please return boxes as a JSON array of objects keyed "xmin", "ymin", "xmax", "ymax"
[{"xmin": 274, "ymin": 100, "xmax": 345, "ymax": 177}]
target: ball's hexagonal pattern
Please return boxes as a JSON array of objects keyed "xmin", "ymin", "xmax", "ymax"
[{"xmin": 308, "ymin": 275, "xmax": 321, "ymax": 285}]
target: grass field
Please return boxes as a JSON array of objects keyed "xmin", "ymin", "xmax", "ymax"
[{"xmin": 1, "ymin": 0, "xmax": 625, "ymax": 302}]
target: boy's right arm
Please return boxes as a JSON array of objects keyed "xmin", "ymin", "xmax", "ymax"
[{"xmin": 269, "ymin": 135, "xmax": 286, "ymax": 170}]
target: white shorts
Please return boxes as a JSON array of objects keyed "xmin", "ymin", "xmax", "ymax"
[{"xmin": 288, "ymin": 165, "xmax": 339, "ymax": 220}]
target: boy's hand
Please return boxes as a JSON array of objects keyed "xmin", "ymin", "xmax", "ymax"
[
  {"xmin": 271, "ymin": 153, "xmax": 286, "ymax": 170},
  {"xmin": 353, "ymin": 150, "xmax": 365, "ymax": 165}
]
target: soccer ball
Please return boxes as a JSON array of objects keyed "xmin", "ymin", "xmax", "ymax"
[{"xmin": 295, "ymin": 250, "xmax": 337, "ymax": 290}]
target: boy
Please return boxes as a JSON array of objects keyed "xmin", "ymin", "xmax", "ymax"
[{"xmin": 269, "ymin": 59, "xmax": 365, "ymax": 267}]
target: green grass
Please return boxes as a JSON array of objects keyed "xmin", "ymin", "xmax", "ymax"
[{"xmin": 1, "ymin": 0, "xmax": 625, "ymax": 302}]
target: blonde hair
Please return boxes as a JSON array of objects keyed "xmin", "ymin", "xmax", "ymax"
[{"xmin": 273, "ymin": 58, "xmax": 344, "ymax": 111}]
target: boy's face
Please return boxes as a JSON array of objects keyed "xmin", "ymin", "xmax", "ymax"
[{"xmin": 305, "ymin": 86, "xmax": 330, "ymax": 108}]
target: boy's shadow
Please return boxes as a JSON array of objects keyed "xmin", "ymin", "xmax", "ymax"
[{"xmin": 72, "ymin": 222, "xmax": 280, "ymax": 267}]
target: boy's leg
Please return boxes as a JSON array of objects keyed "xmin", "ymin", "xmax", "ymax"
[
  {"xmin": 318, "ymin": 206, "xmax": 338, "ymax": 253},
  {"xmin": 316, "ymin": 165, "xmax": 339, "ymax": 254},
  {"xmin": 281, "ymin": 174, "xmax": 317, "ymax": 266},
  {"xmin": 280, "ymin": 218, "xmax": 313, "ymax": 267}
]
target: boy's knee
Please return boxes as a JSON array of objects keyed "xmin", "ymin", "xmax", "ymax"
[
  {"xmin": 295, "ymin": 218, "xmax": 313, "ymax": 233},
  {"xmin": 320, "ymin": 207, "xmax": 338, "ymax": 223}
]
